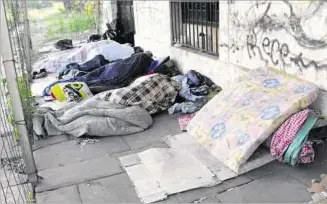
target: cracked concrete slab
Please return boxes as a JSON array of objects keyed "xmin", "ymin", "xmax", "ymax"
[
  {"xmin": 36, "ymin": 185, "xmax": 81, "ymax": 203},
  {"xmin": 123, "ymin": 113, "xmax": 180, "ymax": 150},
  {"xmin": 216, "ymin": 173, "xmax": 311, "ymax": 203},
  {"xmin": 79, "ymin": 173, "xmax": 140, "ymax": 203},
  {"xmin": 36, "ymin": 156, "xmax": 123, "ymax": 192},
  {"xmin": 34, "ymin": 136, "xmax": 130, "ymax": 170},
  {"xmin": 33, "ymin": 135, "xmax": 69, "ymax": 150}
]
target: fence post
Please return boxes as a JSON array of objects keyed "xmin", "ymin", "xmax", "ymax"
[
  {"xmin": 21, "ymin": 0, "xmax": 33, "ymax": 82},
  {"xmin": 96, "ymin": 0, "xmax": 101, "ymax": 33},
  {"xmin": 0, "ymin": 0, "xmax": 37, "ymax": 184}
]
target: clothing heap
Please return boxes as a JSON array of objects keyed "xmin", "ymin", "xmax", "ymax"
[
  {"xmin": 264, "ymin": 108, "xmax": 325, "ymax": 166},
  {"xmin": 33, "ymin": 39, "xmax": 218, "ymax": 138},
  {"xmin": 170, "ymin": 70, "xmax": 221, "ymax": 114},
  {"xmin": 168, "ymin": 70, "xmax": 222, "ymax": 131}
]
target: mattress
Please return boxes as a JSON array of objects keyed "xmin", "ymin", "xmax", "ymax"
[{"xmin": 187, "ymin": 68, "xmax": 319, "ymax": 173}]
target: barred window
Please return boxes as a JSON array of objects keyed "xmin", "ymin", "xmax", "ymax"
[{"xmin": 171, "ymin": 1, "xmax": 219, "ymax": 56}]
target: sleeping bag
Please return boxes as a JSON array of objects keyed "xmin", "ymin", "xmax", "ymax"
[{"xmin": 43, "ymin": 53, "xmax": 153, "ymax": 96}]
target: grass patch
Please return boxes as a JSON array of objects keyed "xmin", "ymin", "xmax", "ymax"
[
  {"xmin": 45, "ymin": 11, "xmax": 96, "ymax": 40},
  {"xmin": 28, "ymin": 2, "xmax": 64, "ymax": 22}
]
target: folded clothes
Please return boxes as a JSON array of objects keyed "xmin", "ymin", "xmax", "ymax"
[
  {"xmin": 270, "ymin": 109, "xmax": 310, "ymax": 162},
  {"xmin": 283, "ymin": 112, "xmax": 318, "ymax": 166}
]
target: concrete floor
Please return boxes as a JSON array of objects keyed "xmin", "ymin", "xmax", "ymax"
[{"xmin": 33, "ymin": 112, "xmax": 327, "ymax": 203}]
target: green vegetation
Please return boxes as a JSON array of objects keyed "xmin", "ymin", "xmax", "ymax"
[
  {"xmin": 2, "ymin": 76, "xmax": 34, "ymax": 142},
  {"xmin": 28, "ymin": 1, "xmax": 96, "ymax": 41},
  {"xmin": 45, "ymin": 11, "xmax": 96, "ymax": 40}
]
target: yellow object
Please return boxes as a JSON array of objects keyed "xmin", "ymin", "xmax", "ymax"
[{"xmin": 51, "ymin": 82, "xmax": 93, "ymax": 102}]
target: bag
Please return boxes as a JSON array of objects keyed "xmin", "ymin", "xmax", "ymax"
[
  {"xmin": 54, "ymin": 39, "xmax": 74, "ymax": 50},
  {"xmin": 51, "ymin": 82, "xmax": 93, "ymax": 102}
]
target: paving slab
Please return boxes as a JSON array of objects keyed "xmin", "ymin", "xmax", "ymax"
[
  {"xmin": 281, "ymin": 160, "xmax": 327, "ymax": 187},
  {"xmin": 244, "ymin": 160, "xmax": 287, "ymax": 180},
  {"xmin": 123, "ymin": 113, "xmax": 180, "ymax": 150},
  {"xmin": 79, "ymin": 173, "xmax": 140, "ymax": 203},
  {"xmin": 155, "ymin": 195, "xmax": 180, "ymax": 203},
  {"xmin": 34, "ymin": 136, "xmax": 130, "ymax": 170},
  {"xmin": 36, "ymin": 185, "xmax": 81, "ymax": 203},
  {"xmin": 216, "ymin": 173, "xmax": 311, "ymax": 203},
  {"xmin": 33, "ymin": 135, "xmax": 69, "ymax": 150},
  {"xmin": 192, "ymin": 195, "xmax": 221, "ymax": 203},
  {"xmin": 176, "ymin": 176, "xmax": 252, "ymax": 203},
  {"xmin": 36, "ymin": 156, "xmax": 123, "ymax": 192}
]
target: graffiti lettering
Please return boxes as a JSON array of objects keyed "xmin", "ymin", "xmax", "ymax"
[
  {"xmin": 247, "ymin": 35, "xmax": 327, "ymax": 71},
  {"xmin": 246, "ymin": 31, "xmax": 268, "ymax": 66}
]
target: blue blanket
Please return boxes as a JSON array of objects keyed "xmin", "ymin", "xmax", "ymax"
[{"xmin": 43, "ymin": 53, "xmax": 153, "ymax": 96}]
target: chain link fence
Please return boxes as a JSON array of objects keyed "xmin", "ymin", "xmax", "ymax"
[
  {"xmin": 0, "ymin": 0, "xmax": 38, "ymax": 203},
  {"xmin": 0, "ymin": 0, "xmax": 103, "ymax": 202}
]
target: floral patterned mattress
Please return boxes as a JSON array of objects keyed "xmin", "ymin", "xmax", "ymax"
[{"xmin": 187, "ymin": 68, "xmax": 319, "ymax": 173}]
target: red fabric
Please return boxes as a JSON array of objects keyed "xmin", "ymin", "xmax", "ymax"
[
  {"xmin": 270, "ymin": 109, "xmax": 309, "ymax": 162},
  {"xmin": 178, "ymin": 114, "xmax": 195, "ymax": 131},
  {"xmin": 299, "ymin": 141, "xmax": 315, "ymax": 164}
]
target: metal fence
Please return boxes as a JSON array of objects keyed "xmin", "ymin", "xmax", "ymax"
[
  {"xmin": 0, "ymin": 0, "xmax": 103, "ymax": 202},
  {"xmin": 0, "ymin": 0, "xmax": 37, "ymax": 203}
]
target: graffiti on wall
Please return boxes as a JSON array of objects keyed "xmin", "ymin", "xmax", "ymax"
[
  {"xmin": 246, "ymin": 30, "xmax": 327, "ymax": 72},
  {"xmin": 229, "ymin": 0, "xmax": 327, "ymax": 71}
]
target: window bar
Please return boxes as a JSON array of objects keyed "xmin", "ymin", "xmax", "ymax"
[
  {"xmin": 192, "ymin": 2, "xmax": 195, "ymax": 48},
  {"xmin": 200, "ymin": 2, "xmax": 204, "ymax": 50},
  {"xmin": 177, "ymin": 1, "xmax": 182, "ymax": 44},
  {"xmin": 174, "ymin": 2, "xmax": 178, "ymax": 43},
  {"xmin": 210, "ymin": 2, "xmax": 213, "ymax": 53},
  {"xmin": 188, "ymin": 1, "xmax": 191, "ymax": 46},
  {"xmin": 181, "ymin": 1, "xmax": 184, "ymax": 45},
  {"xmin": 196, "ymin": 2, "xmax": 199, "ymax": 49},
  {"xmin": 129, "ymin": 1, "xmax": 134, "ymax": 32},
  {"xmin": 215, "ymin": 2, "xmax": 219, "ymax": 55},
  {"xmin": 170, "ymin": 2, "xmax": 175, "ymax": 43},
  {"xmin": 205, "ymin": 3, "xmax": 209, "ymax": 52}
]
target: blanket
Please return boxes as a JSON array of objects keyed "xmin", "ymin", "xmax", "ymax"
[
  {"xmin": 33, "ymin": 99, "xmax": 153, "ymax": 138},
  {"xmin": 187, "ymin": 68, "xmax": 319, "ymax": 173},
  {"xmin": 96, "ymin": 74, "xmax": 181, "ymax": 114},
  {"xmin": 33, "ymin": 40, "xmax": 134, "ymax": 73},
  {"xmin": 43, "ymin": 53, "xmax": 153, "ymax": 96}
]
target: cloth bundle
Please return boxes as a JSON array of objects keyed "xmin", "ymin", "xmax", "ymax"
[
  {"xmin": 268, "ymin": 109, "xmax": 319, "ymax": 166},
  {"xmin": 178, "ymin": 114, "xmax": 195, "ymax": 131},
  {"xmin": 33, "ymin": 99, "xmax": 153, "ymax": 138},
  {"xmin": 96, "ymin": 74, "xmax": 181, "ymax": 115},
  {"xmin": 43, "ymin": 53, "xmax": 153, "ymax": 96},
  {"xmin": 172, "ymin": 70, "xmax": 218, "ymax": 102}
]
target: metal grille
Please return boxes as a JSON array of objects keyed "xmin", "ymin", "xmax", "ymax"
[
  {"xmin": 0, "ymin": 0, "xmax": 35, "ymax": 202},
  {"xmin": 171, "ymin": 1, "xmax": 219, "ymax": 56}
]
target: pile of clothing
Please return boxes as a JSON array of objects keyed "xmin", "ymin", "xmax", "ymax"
[
  {"xmin": 167, "ymin": 70, "xmax": 222, "ymax": 131},
  {"xmin": 264, "ymin": 108, "xmax": 326, "ymax": 166}
]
